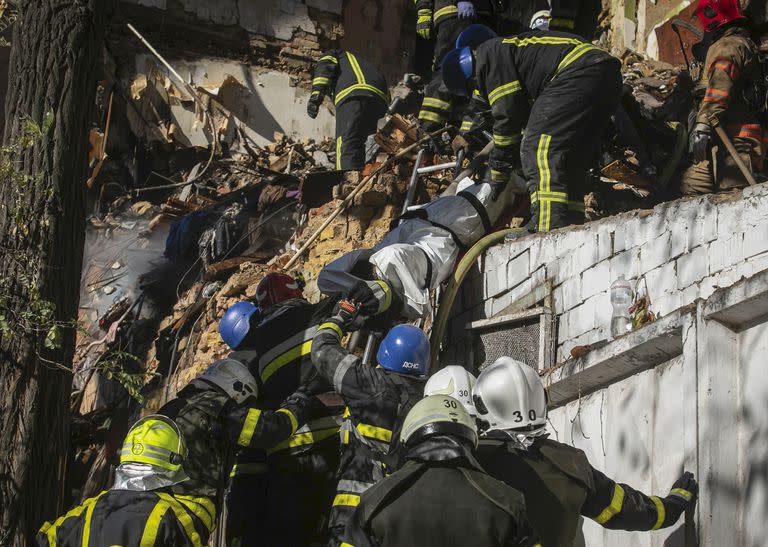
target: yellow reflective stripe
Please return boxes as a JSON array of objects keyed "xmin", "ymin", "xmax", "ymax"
[
  {"xmin": 319, "ymin": 322, "xmax": 344, "ymax": 339},
  {"xmin": 237, "ymin": 408, "xmax": 262, "ymax": 447},
  {"xmin": 374, "ymin": 280, "xmax": 392, "ymax": 312},
  {"xmin": 343, "ymin": 407, "xmax": 351, "ymax": 418},
  {"xmin": 488, "ymin": 81, "xmax": 522, "ymax": 106},
  {"xmin": 433, "ymin": 5, "xmax": 458, "ymax": 21},
  {"xmin": 341, "ymin": 544, "xmax": 354, "ymax": 547},
  {"xmin": 493, "ymin": 133, "xmax": 521, "ymax": 147},
  {"xmin": 44, "ymin": 494, "xmax": 103, "ymax": 547},
  {"xmin": 490, "ymin": 169, "xmax": 507, "ymax": 183},
  {"xmin": 418, "ymin": 110, "xmax": 445, "ymax": 123},
  {"xmin": 502, "ymin": 36, "xmax": 583, "ymax": 47},
  {"xmin": 311, "ymin": 91, "xmax": 320, "ymax": 97},
  {"xmin": 81, "ymin": 491, "xmax": 108, "ymax": 547},
  {"xmin": 268, "ymin": 426, "xmax": 340, "ymax": 453},
  {"xmin": 473, "ymin": 88, "xmax": 481, "ymax": 97},
  {"xmin": 313, "ymin": 77, "xmax": 331, "ymax": 86},
  {"xmin": 230, "ymin": 462, "xmax": 269, "ymax": 477},
  {"xmin": 277, "ymin": 408, "xmax": 299, "ymax": 435},
  {"xmin": 651, "ymin": 496, "xmax": 665, "ymax": 530},
  {"xmin": 556, "ymin": 43, "xmax": 598, "ymax": 74},
  {"xmin": 333, "ymin": 493, "xmax": 361, "ymax": 507},
  {"xmin": 174, "ymin": 496, "xmax": 216, "ymax": 533},
  {"xmin": 356, "ymin": 422, "xmax": 392, "ymax": 442},
  {"xmin": 156, "ymin": 493, "xmax": 204, "ymax": 547},
  {"xmin": 336, "ymin": 137, "xmax": 342, "ymax": 170},
  {"xmin": 535, "ymin": 134, "xmax": 552, "ymax": 232},
  {"xmin": 670, "ymin": 488, "xmax": 693, "ymax": 501},
  {"xmin": 261, "ymin": 340, "xmax": 313, "ymax": 383},
  {"xmin": 319, "ymin": 55, "xmax": 338, "ymax": 63},
  {"xmin": 346, "ymin": 52, "xmax": 366, "ymax": 85},
  {"xmin": 417, "ymin": 9, "xmax": 432, "ymax": 16},
  {"xmin": 335, "ymin": 83, "xmax": 389, "ymax": 105},
  {"xmin": 422, "ymin": 97, "xmax": 450, "ymax": 110},
  {"xmin": 594, "ymin": 484, "xmax": 625, "ymax": 525},
  {"xmin": 140, "ymin": 499, "xmax": 170, "ymax": 547},
  {"xmin": 460, "ymin": 121, "xmax": 473, "ymax": 131},
  {"xmin": 531, "ymin": 190, "xmax": 568, "ymax": 203},
  {"xmin": 550, "ymin": 17, "xmax": 576, "ymax": 29}
]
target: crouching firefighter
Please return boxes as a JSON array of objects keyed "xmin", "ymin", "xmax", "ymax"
[
  {"xmin": 682, "ymin": 0, "xmax": 766, "ymax": 196},
  {"xmin": 474, "ymin": 357, "xmax": 699, "ymax": 546},
  {"xmin": 37, "ymin": 416, "xmax": 207, "ymax": 546},
  {"xmin": 317, "ymin": 176, "xmax": 514, "ymax": 320},
  {"xmin": 311, "ymin": 305, "xmax": 429, "ymax": 546},
  {"xmin": 345, "ymin": 395, "xmax": 539, "ymax": 547},
  {"xmin": 307, "ymin": 50, "xmax": 389, "ymax": 170},
  {"xmin": 219, "ymin": 272, "xmax": 341, "ymax": 546},
  {"xmin": 442, "ymin": 25, "xmax": 622, "ymax": 232}
]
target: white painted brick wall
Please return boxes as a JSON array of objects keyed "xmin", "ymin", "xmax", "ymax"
[{"xmin": 442, "ymin": 186, "xmax": 768, "ymax": 364}]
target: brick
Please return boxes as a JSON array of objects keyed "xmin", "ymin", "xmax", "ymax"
[
  {"xmin": 550, "ymin": 253, "xmax": 574, "ymax": 286},
  {"xmin": 581, "ymin": 260, "xmax": 610, "ymax": 300},
  {"xmin": 591, "ymin": 292, "xmax": 612, "ymax": 333},
  {"xmin": 708, "ymin": 233, "xmax": 744, "ymax": 274},
  {"xmin": 596, "ymin": 226, "xmax": 614, "ymax": 262},
  {"xmin": 643, "ymin": 261, "xmax": 677, "ymax": 301},
  {"xmin": 568, "ymin": 298, "xmax": 596, "ymax": 338},
  {"xmin": 609, "ymin": 248, "xmax": 640, "ymax": 282},
  {"xmin": 742, "ymin": 182, "xmax": 768, "ymax": 199},
  {"xmin": 676, "ymin": 245, "xmax": 708, "ymax": 289},
  {"xmin": 483, "ymin": 265, "xmax": 507, "ymax": 299},
  {"xmin": 557, "ymin": 312, "xmax": 570, "ymax": 343},
  {"xmin": 570, "ymin": 241, "xmax": 599, "ymax": 276},
  {"xmin": 639, "ymin": 232, "xmax": 672, "ymax": 273},
  {"xmin": 529, "ymin": 237, "xmax": 556, "ymax": 270},
  {"xmin": 654, "ymin": 291, "xmax": 683, "ymax": 317},
  {"xmin": 506, "ymin": 249, "xmax": 531, "ymax": 289},
  {"xmin": 743, "ymin": 223, "xmax": 768, "ymax": 258},
  {"xmin": 558, "ymin": 274, "xmax": 582, "ymax": 311},
  {"xmin": 670, "ymin": 223, "xmax": 689, "ymax": 259}
]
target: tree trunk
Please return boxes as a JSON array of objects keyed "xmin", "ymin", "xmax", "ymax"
[{"xmin": 0, "ymin": 1, "xmax": 109, "ymax": 544}]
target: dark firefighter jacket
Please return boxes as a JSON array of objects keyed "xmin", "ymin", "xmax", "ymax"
[
  {"xmin": 413, "ymin": 0, "xmax": 493, "ymax": 27},
  {"xmin": 696, "ymin": 25, "xmax": 765, "ymax": 148},
  {"xmin": 346, "ymin": 435, "xmax": 538, "ymax": 547},
  {"xmin": 478, "ymin": 437, "xmax": 690, "ymax": 547},
  {"xmin": 37, "ymin": 489, "xmax": 213, "ymax": 547},
  {"xmin": 549, "ymin": 0, "xmax": 602, "ymax": 39},
  {"xmin": 159, "ymin": 379, "xmax": 319, "ymax": 505},
  {"xmin": 229, "ymin": 297, "xmax": 341, "ymax": 474},
  {"xmin": 473, "ymin": 31, "xmax": 619, "ymax": 181},
  {"xmin": 310, "ymin": 320, "xmax": 426, "ymax": 502},
  {"xmin": 311, "ymin": 50, "xmax": 389, "ymax": 109}
]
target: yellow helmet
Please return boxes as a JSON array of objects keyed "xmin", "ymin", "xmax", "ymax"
[
  {"xmin": 400, "ymin": 395, "xmax": 478, "ymax": 448},
  {"xmin": 120, "ymin": 415, "xmax": 187, "ymax": 472}
]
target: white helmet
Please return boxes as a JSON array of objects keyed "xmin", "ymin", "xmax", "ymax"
[
  {"xmin": 424, "ymin": 366, "xmax": 477, "ymax": 416},
  {"xmin": 474, "ymin": 357, "xmax": 547, "ymax": 446},
  {"xmin": 530, "ymin": 10, "xmax": 551, "ymax": 30},
  {"xmin": 197, "ymin": 358, "xmax": 259, "ymax": 404}
]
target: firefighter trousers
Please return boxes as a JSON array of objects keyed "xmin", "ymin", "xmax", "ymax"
[
  {"xmin": 335, "ymin": 97, "xmax": 386, "ymax": 170},
  {"xmin": 680, "ymin": 137, "xmax": 761, "ymax": 195},
  {"xmin": 522, "ymin": 60, "xmax": 622, "ymax": 232}
]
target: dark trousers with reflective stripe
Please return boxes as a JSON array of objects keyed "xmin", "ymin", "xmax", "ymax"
[
  {"xmin": 336, "ymin": 97, "xmax": 386, "ymax": 170},
  {"xmin": 522, "ymin": 60, "xmax": 622, "ymax": 232}
]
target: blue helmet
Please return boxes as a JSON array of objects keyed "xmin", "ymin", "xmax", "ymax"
[
  {"xmin": 377, "ymin": 324, "xmax": 430, "ymax": 377},
  {"xmin": 441, "ymin": 47, "xmax": 474, "ymax": 98},
  {"xmin": 455, "ymin": 24, "xmax": 497, "ymax": 49},
  {"xmin": 219, "ymin": 301, "xmax": 259, "ymax": 349}
]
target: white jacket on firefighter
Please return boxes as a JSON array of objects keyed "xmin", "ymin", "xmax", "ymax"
[{"xmin": 317, "ymin": 178, "xmax": 514, "ymax": 318}]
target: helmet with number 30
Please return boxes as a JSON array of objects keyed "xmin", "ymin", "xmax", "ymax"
[
  {"xmin": 474, "ymin": 357, "xmax": 547, "ymax": 442},
  {"xmin": 424, "ymin": 366, "xmax": 477, "ymax": 416}
]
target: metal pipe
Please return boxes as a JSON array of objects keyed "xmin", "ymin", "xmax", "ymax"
[
  {"xmin": 362, "ymin": 332, "xmax": 382, "ymax": 365},
  {"xmin": 416, "ymin": 161, "xmax": 457, "ymax": 175},
  {"xmin": 402, "ymin": 148, "xmax": 425, "ymax": 215},
  {"xmin": 454, "ymin": 148, "xmax": 466, "ymax": 179}
]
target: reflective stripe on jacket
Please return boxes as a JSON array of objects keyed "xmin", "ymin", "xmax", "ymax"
[{"xmin": 311, "ymin": 49, "xmax": 389, "ymax": 108}]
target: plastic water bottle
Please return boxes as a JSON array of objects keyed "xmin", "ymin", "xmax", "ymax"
[{"xmin": 610, "ymin": 275, "xmax": 634, "ymax": 338}]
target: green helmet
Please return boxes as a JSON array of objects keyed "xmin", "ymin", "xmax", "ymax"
[
  {"xmin": 400, "ymin": 395, "xmax": 478, "ymax": 448},
  {"xmin": 120, "ymin": 415, "xmax": 187, "ymax": 472}
]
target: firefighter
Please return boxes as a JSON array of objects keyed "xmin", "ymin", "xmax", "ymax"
[
  {"xmin": 159, "ymin": 358, "xmax": 323, "ymax": 541},
  {"xmin": 37, "ymin": 416, "xmax": 206, "ymax": 546},
  {"xmin": 441, "ymin": 25, "xmax": 622, "ymax": 232},
  {"xmin": 474, "ymin": 357, "xmax": 699, "ymax": 546},
  {"xmin": 681, "ymin": 0, "xmax": 765, "ymax": 196},
  {"xmin": 345, "ymin": 395, "xmax": 539, "ymax": 547},
  {"xmin": 306, "ymin": 50, "xmax": 389, "ymax": 170},
  {"xmin": 311, "ymin": 307, "xmax": 429, "ymax": 546},
  {"xmin": 219, "ymin": 273, "xmax": 341, "ymax": 546}
]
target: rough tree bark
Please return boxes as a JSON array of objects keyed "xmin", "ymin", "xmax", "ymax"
[{"xmin": 0, "ymin": 1, "xmax": 110, "ymax": 544}]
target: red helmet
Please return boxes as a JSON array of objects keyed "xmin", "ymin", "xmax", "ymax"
[
  {"xmin": 695, "ymin": 0, "xmax": 744, "ymax": 33},
  {"xmin": 255, "ymin": 272, "xmax": 303, "ymax": 310}
]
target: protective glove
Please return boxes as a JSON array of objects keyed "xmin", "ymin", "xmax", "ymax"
[
  {"xmin": 690, "ymin": 122, "xmax": 711, "ymax": 164},
  {"xmin": 328, "ymin": 299, "xmax": 365, "ymax": 333},
  {"xmin": 416, "ymin": 10, "xmax": 433, "ymax": 40},
  {"xmin": 307, "ymin": 96, "xmax": 321, "ymax": 119},
  {"xmin": 484, "ymin": 169, "xmax": 509, "ymax": 201},
  {"xmin": 348, "ymin": 279, "xmax": 393, "ymax": 316},
  {"xmin": 457, "ymin": 1, "xmax": 475, "ymax": 19},
  {"xmin": 663, "ymin": 471, "xmax": 698, "ymax": 523}
]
